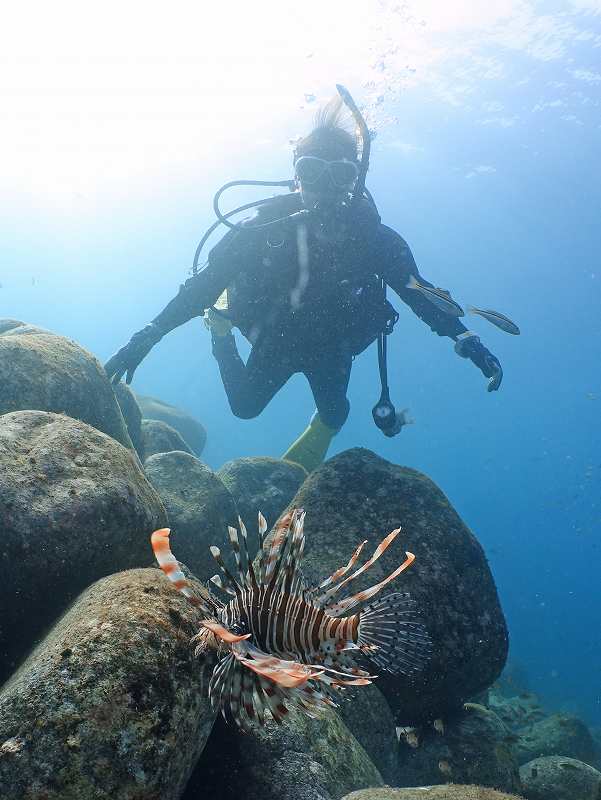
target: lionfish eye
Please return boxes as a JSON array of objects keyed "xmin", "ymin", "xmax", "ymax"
[{"xmin": 229, "ymin": 620, "xmax": 248, "ymax": 636}]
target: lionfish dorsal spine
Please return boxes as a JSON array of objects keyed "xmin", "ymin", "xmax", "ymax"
[
  {"xmin": 237, "ymin": 516, "xmax": 258, "ymax": 588},
  {"xmin": 256, "ymin": 511, "xmax": 268, "ymax": 583},
  {"xmin": 317, "ymin": 528, "xmax": 401, "ymax": 605},
  {"xmin": 307, "ymin": 539, "xmax": 368, "ymax": 600},
  {"xmin": 324, "ymin": 550, "xmax": 416, "ymax": 617},
  {"xmin": 210, "ymin": 545, "xmax": 242, "ymax": 595}
]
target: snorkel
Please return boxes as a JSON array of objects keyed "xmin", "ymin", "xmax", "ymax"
[
  {"xmin": 193, "ymin": 84, "xmax": 373, "ymax": 273},
  {"xmin": 335, "ymin": 83, "xmax": 370, "ymax": 205}
]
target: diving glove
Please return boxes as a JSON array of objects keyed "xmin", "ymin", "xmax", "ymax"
[
  {"xmin": 104, "ymin": 322, "xmax": 164, "ymax": 385},
  {"xmin": 455, "ymin": 331, "xmax": 503, "ymax": 392}
]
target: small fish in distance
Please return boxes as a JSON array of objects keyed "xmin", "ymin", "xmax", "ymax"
[{"xmin": 467, "ymin": 305, "xmax": 520, "ymax": 335}]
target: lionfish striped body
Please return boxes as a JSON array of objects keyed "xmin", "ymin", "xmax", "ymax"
[{"xmin": 151, "ymin": 509, "xmax": 431, "ymax": 728}]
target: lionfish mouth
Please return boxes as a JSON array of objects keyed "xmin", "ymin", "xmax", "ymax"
[{"xmin": 151, "ymin": 509, "xmax": 431, "ymax": 729}]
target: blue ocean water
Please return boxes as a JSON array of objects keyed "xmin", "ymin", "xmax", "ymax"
[{"xmin": 2, "ymin": 3, "xmax": 600, "ymax": 730}]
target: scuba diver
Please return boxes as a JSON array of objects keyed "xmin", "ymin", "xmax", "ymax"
[{"xmin": 105, "ymin": 86, "xmax": 503, "ymax": 472}]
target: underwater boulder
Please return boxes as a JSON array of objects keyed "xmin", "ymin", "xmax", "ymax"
[
  {"xmin": 342, "ymin": 787, "xmax": 525, "ymax": 800},
  {"xmin": 113, "ymin": 380, "xmax": 145, "ymax": 460},
  {"xmin": 0, "ymin": 318, "xmax": 52, "ymax": 336},
  {"xmin": 142, "ymin": 418, "xmax": 195, "ymax": 459},
  {"xmin": 280, "ymin": 448, "xmax": 509, "ymax": 723},
  {"xmin": 185, "ymin": 702, "xmax": 383, "ymax": 800},
  {"xmin": 519, "ymin": 755, "xmax": 601, "ymax": 800},
  {"xmin": 514, "ymin": 712, "xmax": 599, "ymax": 766},
  {"xmin": 0, "ymin": 320, "xmax": 134, "ymax": 450},
  {"xmin": 217, "ymin": 456, "xmax": 308, "ymax": 535},
  {"xmin": 396, "ymin": 703, "xmax": 521, "ymax": 793},
  {"xmin": 0, "ymin": 410, "xmax": 166, "ymax": 684},
  {"xmin": 136, "ymin": 393, "xmax": 207, "ymax": 456},
  {"xmin": 487, "ymin": 691, "xmax": 547, "ymax": 735},
  {"xmin": 0, "ymin": 568, "xmax": 216, "ymax": 800},
  {"xmin": 144, "ymin": 450, "xmax": 238, "ymax": 581},
  {"xmin": 335, "ymin": 684, "xmax": 401, "ymax": 786}
]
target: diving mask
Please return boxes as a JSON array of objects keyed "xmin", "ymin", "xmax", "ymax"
[{"xmin": 295, "ymin": 156, "xmax": 359, "ymax": 190}]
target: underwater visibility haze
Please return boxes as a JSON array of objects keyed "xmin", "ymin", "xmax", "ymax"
[{"xmin": 1, "ymin": 1, "xmax": 600, "ymax": 797}]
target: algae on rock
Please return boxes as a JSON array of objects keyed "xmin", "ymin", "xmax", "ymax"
[
  {"xmin": 0, "ymin": 410, "xmax": 167, "ymax": 685},
  {"xmin": 0, "ymin": 320, "xmax": 133, "ymax": 449},
  {"xmin": 0, "ymin": 568, "xmax": 217, "ymax": 800},
  {"xmin": 342, "ymin": 786, "xmax": 525, "ymax": 800}
]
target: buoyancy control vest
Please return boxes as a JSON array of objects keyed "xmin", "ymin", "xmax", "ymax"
[{"xmin": 217, "ymin": 193, "xmax": 398, "ymax": 355}]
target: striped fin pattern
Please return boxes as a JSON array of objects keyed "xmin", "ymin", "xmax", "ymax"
[{"xmin": 150, "ymin": 510, "xmax": 431, "ymax": 727}]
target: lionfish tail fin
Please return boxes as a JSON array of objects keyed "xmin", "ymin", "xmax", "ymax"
[
  {"xmin": 150, "ymin": 528, "xmax": 214, "ymax": 614},
  {"xmin": 357, "ymin": 591, "xmax": 432, "ymax": 676}
]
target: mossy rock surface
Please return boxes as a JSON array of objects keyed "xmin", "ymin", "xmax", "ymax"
[
  {"xmin": 0, "ymin": 410, "xmax": 166, "ymax": 684},
  {"xmin": 0, "ymin": 320, "xmax": 133, "ymax": 449},
  {"xmin": 520, "ymin": 755, "xmax": 601, "ymax": 800},
  {"xmin": 0, "ymin": 568, "xmax": 216, "ymax": 800},
  {"xmin": 342, "ymin": 786, "xmax": 525, "ymax": 799},
  {"xmin": 276, "ymin": 448, "xmax": 508, "ymax": 723},
  {"xmin": 137, "ymin": 393, "xmax": 206, "ymax": 456},
  {"xmin": 141, "ymin": 419, "xmax": 195, "ymax": 459},
  {"xmin": 186, "ymin": 702, "xmax": 383, "ymax": 800},
  {"xmin": 217, "ymin": 456, "xmax": 307, "ymax": 537},
  {"xmin": 144, "ymin": 450, "xmax": 238, "ymax": 581},
  {"xmin": 514, "ymin": 713, "xmax": 599, "ymax": 766}
]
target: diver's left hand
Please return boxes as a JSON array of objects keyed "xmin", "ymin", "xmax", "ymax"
[
  {"xmin": 104, "ymin": 323, "xmax": 162, "ymax": 385},
  {"xmin": 456, "ymin": 335, "xmax": 503, "ymax": 391}
]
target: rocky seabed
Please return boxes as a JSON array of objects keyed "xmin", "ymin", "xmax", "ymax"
[{"xmin": 1, "ymin": 320, "xmax": 599, "ymax": 799}]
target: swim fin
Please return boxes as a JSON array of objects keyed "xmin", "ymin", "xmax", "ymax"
[{"xmin": 282, "ymin": 414, "xmax": 338, "ymax": 472}]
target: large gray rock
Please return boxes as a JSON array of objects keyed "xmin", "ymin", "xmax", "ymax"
[
  {"xmin": 515, "ymin": 713, "xmax": 598, "ymax": 766},
  {"xmin": 397, "ymin": 703, "xmax": 521, "ymax": 793},
  {"xmin": 0, "ymin": 568, "xmax": 217, "ymax": 800},
  {"xmin": 0, "ymin": 320, "xmax": 133, "ymax": 449},
  {"xmin": 336, "ymin": 684, "xmax": 400, "ymax": 786},
  {"xmin": 137, "ymin": 393, "xmax": 207, "ymax": 456},
  {"xmin": 142, "ymin": 419, "xmax": 195, "ymax": 459},
  {"xmin": 186, "ymin": 704, "xmax": 383, "ymax": 800},
  {"xmin": 217, "ymin": 456, "xmax": 307, "ymax": 537},
  {"xmin": 277, "ymin": 448, "xmax": 508, "ymax": 723},
  {"xmin": 342, "ymin": 788, "xmax": 525, "ymax": 800},
  {"xmin": 520, "ymin": 756, "xmax": 601, "ymax": 800},
  {"xmin": 0, "ymin": 319, "xmax": 51, "ymax": 336},
  {"xmin": 0, "ymin": 410, "xmax": 166, "ymax": 683},
  {"xmin": 144, "ymin": 450, "xmax": 238, "ymax": 581}
]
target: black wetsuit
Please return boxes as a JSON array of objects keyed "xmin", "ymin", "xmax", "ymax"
[{"xmin": 151, "ymin": 193, "xmax": 468, "ymax": 429}]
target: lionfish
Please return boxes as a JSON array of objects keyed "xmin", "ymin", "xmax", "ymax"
[{"xmin": 151, "ymin": 508, "xmax": 431, "ymax": 728}]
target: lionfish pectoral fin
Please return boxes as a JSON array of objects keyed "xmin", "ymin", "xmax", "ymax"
[
  {"xmin": 201, "ymin": 620, "xmax": 252, "ymax": 643},
  {"xmin": 332, "ymin": 676, "xmax": 373, "ymax": 686},
  {"xmin": 240, "ymin": 658, "xmax": 318, "ymax": 689},
  {"xmin": 357, "ymin": 591, "xmax": 432, "ymax": 677}
]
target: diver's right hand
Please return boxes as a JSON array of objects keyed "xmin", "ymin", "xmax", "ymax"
[{"xmin": 104, "ymin": 323, "xmax": 163, "ymax": 385}]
